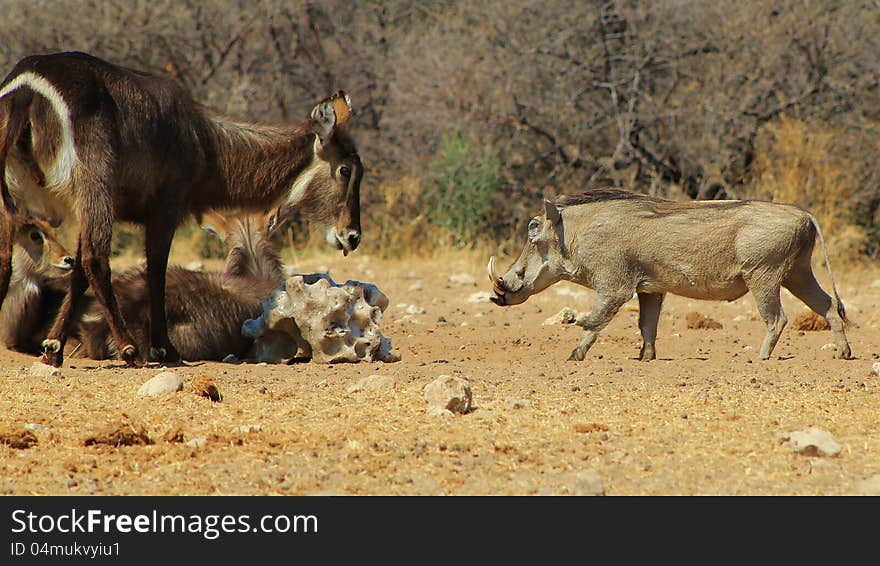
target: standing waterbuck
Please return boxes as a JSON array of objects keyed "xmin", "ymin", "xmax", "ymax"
[
  {"xmin": 488, "ymin": 188, "xmax": 852, "ymax": 361},
  {"xmin": 0, "ymin": 51, "xmax": 363, "ymax": 367}
]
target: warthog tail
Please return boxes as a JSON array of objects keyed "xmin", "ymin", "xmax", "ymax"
[{"xmin": 808, "ymin": 213, "xmax": 847, "ymax": 325}]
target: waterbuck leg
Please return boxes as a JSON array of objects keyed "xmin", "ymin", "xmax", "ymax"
[
  {"xmin": 145, "ymin": 215, "xmax": 181, "ymax": 363},
  {"xmin": 569, "ymin": 293, "xmax": 630, "ymax": 361},
  {"xmin": 41, "ymin": 242, "xmax": 88, "ymax": 367},
  {"xmin": 783, "ymin": 270, "xmax": 851, "ymax": 359},
  {"xmin": 78, "ymin": 211, "xmax": 139, "ymax": 366},
  {"xmin": 748, "ymin": 282, "xmax": 787, "ymax": 360},
  {"xmin": 637, "ymin": 292, "xmax": 664, "ymax": 361},
  {"xmin": 0, "ymin": 214, "xmax": 13, "ymax": 308}
]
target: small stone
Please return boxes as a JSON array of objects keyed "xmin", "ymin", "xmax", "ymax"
[
  {"xmin": 23, "ymin": 423, "xmax": 40, "ymax": 431},
  {"xmin": 781, "ymin": 427, "xmax": 842, "ymax": 457},
  {"xmin": 424, "ymin": 375, "xmax": 472, "ymax": 415},
  {"xmin": 29, "ymin": 362, "xmax": 61, "ymax": 378},
  {"xmin": 571, "ymin": 470, "xmax": 605, "ymax": 496},
  {"xmin": 871, "ymin": 362, "xmax": 880, "ymax": 377},
  {"xmin": 542, "ymin": 307, "xmax": 579, "ymax": 326},
  {"xmin": 222, "ymin": 354, "xmax": 241, "ymax": 364},
  {"xmin": 66, "ymin": 479, "xmax": 78, "ymax": 488},
  {"xmin": 185, "ymin": 437, "xmax": 207, "ymax": 449},
  {"xmin": 507, "ymin": 399, "xmax": 532, "ymax": 410},
  {"xmin": 467, "ymin": 291, "xmax": 492, "ymax": 304},
  {"xmin": 820, "ymin": 343, "xmax": 837, "ymax": 351},
  {"xmin": 855, "ymin": 474, "xmax": 880, "ymax": 495},
  {"xmin": 448, "ymin": 273, "xmax": 476, "ymax": 286},
  {"xmin": 137, "ymin": 371, "xmax": 183, "ymax": 397},
  {"xmin": 346, "ymin": 374, "xmax": 396, "ymax": 394},
  {"xmin": 235, "ymin": 424, "xmax": 262, "ymax": 434},
  {"xmin": 405, "ymin": 305, "xmax": 426, "ymax": 315}
]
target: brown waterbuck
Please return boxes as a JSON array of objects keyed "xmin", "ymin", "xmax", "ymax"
[
  {"xmin": 0, "ymin": 51, "xmax": 362, "ymax": 367},
  {"xmin": 0, "ymin": 216, "xmax": 73, "ymax": 354},
  {"xmin": 488, "ymin": 187, "xmax": 852, "ymax": 361}
]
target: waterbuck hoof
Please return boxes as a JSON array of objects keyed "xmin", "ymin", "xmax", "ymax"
[
  {"xmin": 567, "ymin": 350, "xmax": 584, "ymax": 362},
  {"xmin": 121, "ymin": 344, "xmax": 139, "ymax": 366},
  {"xmin": 836, "ymin": 346, "xmax": 853, "ymax": 360},
  {"xmin": 148, "ymin": 344, "xmax": 182, "ymax": 365},
  {"xmin": 41, "ymin": 339, "xmax": 61, "ymax": 353}
]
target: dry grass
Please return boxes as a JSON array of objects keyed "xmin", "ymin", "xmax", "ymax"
[{"xmin": 750, "ymin": 114, "xmax": 866, "ymax": 264}]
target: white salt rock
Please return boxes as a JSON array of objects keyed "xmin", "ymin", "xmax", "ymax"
[{"xmin": 137, "ymin": 371, "xmax": 183, "ymax": 397}]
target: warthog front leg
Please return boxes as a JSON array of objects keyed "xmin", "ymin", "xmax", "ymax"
[
  {"xmin": 637, "ymin": 292, "xmax": 664, "ymax": 361},
  {"xmin": 569, "ymin": 293, "xmax": 630, "ymax": 361}
]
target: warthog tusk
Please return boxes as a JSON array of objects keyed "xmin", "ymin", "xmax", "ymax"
[{"xmin": 488, "ymin": 256, "xmax": 506, "ymax": 295}]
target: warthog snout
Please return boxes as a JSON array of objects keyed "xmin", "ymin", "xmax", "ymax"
[{"xmin": 487, "ymin": 256, "xmax": 524, "ymax": 305}]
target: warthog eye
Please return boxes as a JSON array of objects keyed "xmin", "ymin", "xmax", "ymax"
[
  {"xmin": 29, "ymin": 230, "xmax": 44, "ymax": 245},
  {"xmin": 527, "ymin": 218, "xmax": 540, "ymax": 241},
  {"xmin": 339, "ymin": 166, "xmax": 351, "ymax": 177}
]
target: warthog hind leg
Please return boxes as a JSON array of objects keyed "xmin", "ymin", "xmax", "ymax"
[
  {"xmin": 569, "ymin": 293, "xmax": 630, "ymax": 361},
  {"xmin": 783, "ymin": 270, "xmax": 852, "ymax": 359},
  {"xmin": 637, "ymin": 292, "xmax": 664, "ymax": 361}
]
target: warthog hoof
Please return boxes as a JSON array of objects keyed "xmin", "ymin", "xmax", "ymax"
[{"xmin": 567, "ymin": 350, "xmax": 585, "ymax": 362}]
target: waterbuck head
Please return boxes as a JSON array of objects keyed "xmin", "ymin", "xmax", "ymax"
[
  {"xmin": 274, "ymin": 91, "xmax": 362, "ymax": 256},
  {"xmin": 12, "ymin": 216, "xmax": 73, "ymax": 281},
  {"xmin": 489, "ymin": 199, "xmax": 567, "ymax": 306}
]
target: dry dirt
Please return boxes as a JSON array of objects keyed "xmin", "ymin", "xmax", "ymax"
[{"xmin": 2, "ymin": 251, "xmax": 880, "ymax": 496}]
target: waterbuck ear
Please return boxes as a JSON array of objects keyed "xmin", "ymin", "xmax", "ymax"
[
  {"xmin": 544, "ymin": 200, "xmax": 562, "ymax": 225},
  {"xmin": 310, "ymin": 90, "xmax": 352, "ymax": 143}
]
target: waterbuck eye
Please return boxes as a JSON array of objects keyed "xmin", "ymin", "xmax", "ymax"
[
  {"xmin": 29, "ymin": 230, "xmax": 44, "ymax": 244},
  {"xmin": 339, "ymin": 166, "xmax": 351, "ymax": 177}
]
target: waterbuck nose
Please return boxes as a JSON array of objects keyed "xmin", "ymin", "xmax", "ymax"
[
  {"xmin": 63, "ymin": 256, "xmax": 74, "ymax": 267},
  {"xmin": 347, "ymin": 232, "xmax": 360, "ymax": 250}
]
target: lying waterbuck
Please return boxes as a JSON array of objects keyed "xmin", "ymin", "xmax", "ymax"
[
  {"xmin": 0, "ymin": 51, "xmax": 362, "ymax": 367},
  {"xmin": 77, "ymin": 211, "xmax": 284, "ymax": 361},
  {"xmin": 0, "ymin": 216, "xmax": 72, "ymax": 354},
  {"xmin": 488, "ymin": 188, "xmax": 852, "ymax": 361}
]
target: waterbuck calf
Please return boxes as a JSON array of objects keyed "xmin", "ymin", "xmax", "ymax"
[
  {"xmin": 488, "ymin": 188, "xmax": 852, "ymax": 361},
  {"xmin": 0, "ymin": 51, "xmax": 362, "ymax": 367},
  {"xmin": 0, "ymin": 217, "xmax": 73, "ymax": 354}
]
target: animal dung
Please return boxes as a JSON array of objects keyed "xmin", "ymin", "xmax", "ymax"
[
  {"xmin": 242, "ymin": 273, "xmax": 399, "ymax": 364},
  {"xmin": 685, "ymin": 312, "xmax": 723, "ymax": 330},
  {"xmin": 0, "ymin": 428, "xmax": 38, "ymax": 449},
  {"xmin": 83, "ymin": 421, "xmax": 152, "ymax": 447},
  {"xmin": 192, "ymin": 374, "xmax": 223, "ymax": 402},
  {"xmin": 792, "ymin": 311, "xmax": 830, "ymax": 331}
]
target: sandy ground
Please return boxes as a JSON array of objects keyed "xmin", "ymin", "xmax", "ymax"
[{"xmin": 1, "ymin": 250, "xmax": 879, "ymax": 496}]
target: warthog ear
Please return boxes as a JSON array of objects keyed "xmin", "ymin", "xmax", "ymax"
[
  {"xmin": 310, "ymin": 90, "xmax": 352, "ymax": 143},
  {"xmin": 544, "ymin": 200, "xmax": 562, "ymax": 225}
]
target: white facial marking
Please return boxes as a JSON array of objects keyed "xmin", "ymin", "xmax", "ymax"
[{"xmin": 0, "ymin": 72, "xmax": 78, "ymax": 188}]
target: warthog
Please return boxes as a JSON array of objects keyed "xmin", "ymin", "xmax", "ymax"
[{"xmin": 488, "ymin": 188, "xmax": 852, "ymax": 361}]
